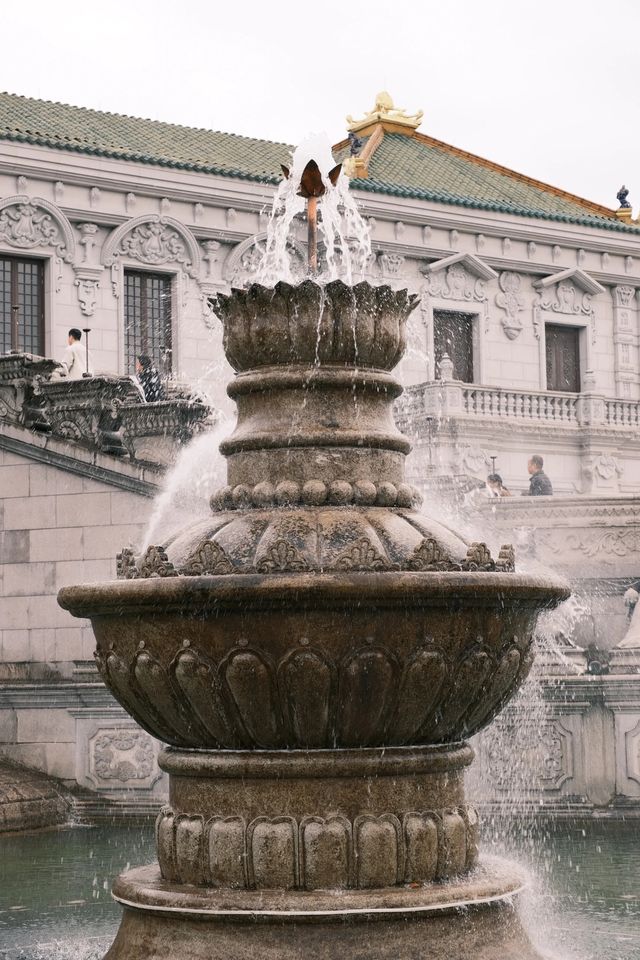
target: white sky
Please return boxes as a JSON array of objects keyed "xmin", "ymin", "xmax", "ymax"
[{"xmin": 1, "ymin": 0, "xmax": 637, "ymax": 210}]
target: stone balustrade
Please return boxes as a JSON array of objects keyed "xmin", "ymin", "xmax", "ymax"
[
  {"xmin": 461, "ymin": 385, "xmax": 578, "ymax": 423},
  {"xmin": 396, "ymin": 379, "xmax": 640, "ymax": 496},
  {"xmin": 397, "ymin": 379, "xmax": 640, "ymax": 429},
  {"xmin": 0, "ymin": 352, "xmax": 214, "ymax": 467},
  {"xmin": 604, "ymin": 398, "xmax": 640, "ymax": 428}
]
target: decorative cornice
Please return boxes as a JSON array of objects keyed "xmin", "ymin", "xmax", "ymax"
[
  {"xmin": 533, "ymin": 267, "xmax": 606, "ymax": 296},
  {"xmin": 421, "ymin": 251, "xmax": 498, "ymax": 281}
]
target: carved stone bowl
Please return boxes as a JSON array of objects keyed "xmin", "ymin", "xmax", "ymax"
[
  {"xmin": 58, "ymin": 572, "xmax": 567, "ymax": 751},
  {"xmin": 217, "ymin": 280, "xmax": 418, "ymax": 372}
]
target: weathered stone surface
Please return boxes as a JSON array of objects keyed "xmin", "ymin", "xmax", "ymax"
[
  {"xmin": 0, "ymin": 758, "xmax": 70, "ymax": 832},
  {"xmin": 58, "ymin": 281, "xmax": 566, "ymax": 959},
  {"xmin": 61, "ymin": 573, "xmax": 559, "ymax": 750},
  {"xmin": 105, "ymin": 859, "xmax": 545, "ymax": 960},
  {"xmin": 155, "ymin": 745, "xmax": 476, "ymax": 890}
]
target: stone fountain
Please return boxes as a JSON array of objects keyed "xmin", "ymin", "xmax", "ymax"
[{"xmin": 59, "ymin": 155, "xmax": 568, "ymax": 960}]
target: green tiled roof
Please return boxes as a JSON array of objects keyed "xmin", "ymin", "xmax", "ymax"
[
  {"xmin": 344, "ymin": 133, "xmax": 640, "ymax": 233},
  {"xmin": 0, "ymin": 92, "xmax": 636, "ymax": 234},
  {"xmin": 0, "ymin": 91, "xmax": 290, "ymax": 182}
]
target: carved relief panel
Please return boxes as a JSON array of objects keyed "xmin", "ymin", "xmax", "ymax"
[
  {"xmin": 102, "ymin": 215, "xmax": 201, "ymax": 299},
  {"xmin": 495, "ymin": 271, "xmax": 526, "ymax": 340}
]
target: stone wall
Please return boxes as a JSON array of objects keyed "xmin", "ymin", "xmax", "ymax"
[
  {"xmin": 0, "ymin": 372, "xmax": 216, "ymax": 797},
  {"xmin": 0, "ymin": 437, "xmax": 163, "ymax": 788}
]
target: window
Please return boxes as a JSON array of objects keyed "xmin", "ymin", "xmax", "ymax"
[
  {"xmin": 124, "ymin": 270, "xmax": 172, "ymax": 375},
  {"xmin": 545, "ymin": 324, "xmax": 580, "ymax": 392},
  {"xmin": 0, "ymin": 255, "xmax": 44, "ymax": 355},
  {"xmin": 433, "ymin": 310, "xmax": 474, "ymax": 382}
]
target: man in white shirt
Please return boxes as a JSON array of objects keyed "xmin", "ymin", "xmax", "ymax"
[{"xmin": 60, "ymin": 328, "xmax": 91, "ymax": 379}]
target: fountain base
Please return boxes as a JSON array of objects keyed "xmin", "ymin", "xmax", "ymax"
[{"xmin": 106, "ymin": 859, "xmax": 544, "ymax": 960}]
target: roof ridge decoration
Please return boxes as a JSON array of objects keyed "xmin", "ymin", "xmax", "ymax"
[{"xmin": 346, "ymin": 91, "xmax": 423, "ymax": 137}]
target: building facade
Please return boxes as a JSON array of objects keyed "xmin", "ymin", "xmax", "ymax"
[{"xmin": 1, "ymin": 90, "xmax": 640, "ymax": 807}]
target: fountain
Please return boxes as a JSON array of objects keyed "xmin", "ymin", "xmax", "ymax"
[{"xmin": 58, "ymin": 142, "xmax": 568, "ymax": 960}]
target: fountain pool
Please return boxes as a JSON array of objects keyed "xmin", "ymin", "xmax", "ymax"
[{"xmin": 1, "ymin": 818, "xmax": 639, "ymax": 960}]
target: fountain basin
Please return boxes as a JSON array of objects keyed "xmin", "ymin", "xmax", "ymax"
[
  {"xmin": 58, "ymin": 572, "xmax": 567, "ymax": 751},
  {"xmin": 103, "ymin": 857, "xmax": 543, "ymax": 960}
]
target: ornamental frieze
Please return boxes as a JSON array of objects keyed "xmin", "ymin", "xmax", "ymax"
[
  {"xmin": 102, "ymin": 215, "xmax": 201, "ymax": 297},
  {"xmin": 0, "ymin": 195, "xmax": 75, "ymax": 262}
]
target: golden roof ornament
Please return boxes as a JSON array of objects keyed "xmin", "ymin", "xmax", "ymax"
[{"xmin": 346, "ymin": 91, "xmax": 424, "ymax": 136}]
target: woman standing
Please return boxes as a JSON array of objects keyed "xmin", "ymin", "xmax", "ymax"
[{"xmin": 136, "ymin": 354, "xmax": 166, "ymax": 402}]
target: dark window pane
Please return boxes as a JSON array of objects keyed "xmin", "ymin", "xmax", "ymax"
[
  {"xmin": 546, "ymin": 324, "xmax": 580, "ymax": 392},
  {"xmin": 124, "ymin": 270, "xmax": 172, "ymax": 376},
  {"xmin": 0, "ymin": 256, "xmax": 43, "ymax": 354},
  {"xmin": 433, "ymin": 310, "xmax": 474, "ymax": 383}
]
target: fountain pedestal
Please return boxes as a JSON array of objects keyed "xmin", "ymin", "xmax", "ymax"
[
  {"xmin": 104, "ymin": 745, "xmax": 542, "ymax": 960},
  {"xmin": 59, "ymin": 281, "xmax": 567, "ymax": 960}
]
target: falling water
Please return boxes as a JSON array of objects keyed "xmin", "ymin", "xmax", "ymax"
[
  {"xmin": 258, "ymin": 133, "xmax": 371, "ymax": 285},
  {"xmin": 141, "ymin": 419, "xmax": 229, "ymax": 549}
]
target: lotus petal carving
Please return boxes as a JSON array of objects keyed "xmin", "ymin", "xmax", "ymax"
[{"xmin": 214, "ymin": 280, "xmax": 418, "ymax": 372}]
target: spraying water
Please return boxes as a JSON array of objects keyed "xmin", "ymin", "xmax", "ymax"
[
  {"xmin": 142, "ymin": 420, "xmax": 230, "ymax": 549},
  {"xmin": 258, "ymin": 133, "xmax": 371, "ymax": 285}
]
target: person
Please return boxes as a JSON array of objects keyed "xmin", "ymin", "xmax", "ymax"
[
  {"xmin": 60, "ymin": 328, "xmax": 90, "ymax": 379},
  {"xmin": 524, "ymin": 454, "xmax": 553, "ymax": 496},
  {"xmin": 136, "ymin": 354, "xmax": 166, "ymax": 402},
  {"xmin": 486, "ymin": 473, "xmax": 511, "ymax": 498}
]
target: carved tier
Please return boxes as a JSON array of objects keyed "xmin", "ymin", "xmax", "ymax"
[
  {"xmin": 60, "ymin": 572, "xmax": 563, "ymax": 750},
  {"xmin": 59, "ymin": 280, "xmax": 568, "ymax": 754},
  {"xmin": 216, "ymin": 281, "xmax": 419, "ymax": 490}
]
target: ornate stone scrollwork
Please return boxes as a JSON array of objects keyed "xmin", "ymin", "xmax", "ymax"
[
  {"xmin": 495, "ymin": 271, "xmax": 525, "ymax": 340},
  {"xmin": 377, "ymin": 251, "xmax": 405, "ymax": 279},
  {"xmin": 0, "ymin": 196, "xmax": 75, "ymax": 262},
  {"xmin": 102, "ymin": 215, "xmax": 201, "ymax": 297},
  {"xmin": 533, "ymin": 268, "xmax": 604, "ymax": 344},
  {"xmin": 182, "ymin": 540, "xmax": 235, "ymax": 576},
  {"xmin": 91, "ymin": 728, "xmax": 156, "ymax": 783},
  {"xmin": 615, "ymin": 285, "xmax": 635, "ymax": 308},
  {"xmin": 137, "ymin": 545, "xmax": 176, "ymax": 578},
  {"xmin": 116, "ymin": 548, "xmax": 139, "ymax": 579},
  {"xmin": 222, "ymin": 232, "xmax": 305, "ymax": 287},
  {"xmin": 593, "ymin": 454, "xmax": 623, "ymax": 481},
  {"xmin": 335, "ymin": 537, "xmax": 388, "ymax": 572},
  {"xmin": 74, "ymin": 276, "xmax": 100, "ymax": 317},
  {"xmin": 424, "ymin": 262, "xmax": 487, "ymax": 302},
  {"xmin": 256, "ymin": 540, "xmax": 308, "ymax": 573}
]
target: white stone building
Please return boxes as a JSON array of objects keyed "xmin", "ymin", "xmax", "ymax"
[{"xmin": 2, "ymin": 90, "xmax": 640, "ymax": 809}]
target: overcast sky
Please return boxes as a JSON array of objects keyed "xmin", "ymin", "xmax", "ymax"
[{"xmin": 0, "ymin": 0, "xmax": 636, "ymax": 210}]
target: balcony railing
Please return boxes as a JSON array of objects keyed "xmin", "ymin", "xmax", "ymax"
[
  {"xmin": 461, "ymin": 386, "xmax": 578, "ymax": 423},
  {"xmin": 397, "ymin": 380, "xmax": 640, "ymax": 431},
  {"xmin": 604, "ymin": 399, "xmax": 640, "ymax": 428}
]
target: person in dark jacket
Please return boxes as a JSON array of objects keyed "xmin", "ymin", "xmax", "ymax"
[
  {"xmin": 525, "ymin": 454, "xmax": 553, "ymax": 496},
  {"xmin": 136, "ymin": 355, "xmax": 166, "ymax": 402}
]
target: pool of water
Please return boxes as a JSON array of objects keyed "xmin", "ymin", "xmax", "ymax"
[{"xmin": 1, "ymin": 818, "xmax": 639, "ymax": 959}]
